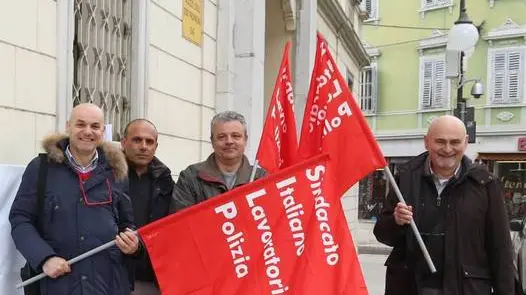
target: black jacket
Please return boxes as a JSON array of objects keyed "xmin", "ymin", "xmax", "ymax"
[
  {"xmin": 374, "ymin": 152, "xmax": 515, "ymax": 295},
  {"xmin": 126, "ymin": 157, "xmax": 174, "ymax": 283}
]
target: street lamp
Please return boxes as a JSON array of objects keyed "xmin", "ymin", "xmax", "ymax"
[
  {"xmin": 447, "ymin": 0, "xmax": 481, "ymax": 143},
  {"xmin": 447, "ymin": 0, "xmax": 479, "ymax": 51}
]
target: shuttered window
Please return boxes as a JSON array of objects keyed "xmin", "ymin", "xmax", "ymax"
[
  {"xmin": 489, "ymin": 49, "xmax": 524, "ymax": 105},
  {"xmin": 422, "ymin": 0, "xmax": 451, "ymax": 9},
  {"xmin": 420, "ymin": 57, "xmax": 447, "ymax": 109},
  {"xmin": 359, "ymin": 63, "xmax": 378, "ymax": 113},
  {"xmin": 360, "ymin": 0, "xmax": 378, "ymax": 20}
]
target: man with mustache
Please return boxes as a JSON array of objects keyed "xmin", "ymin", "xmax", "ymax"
[
  {"xmin": 171, "ymin": 111, "xmax": 265, "ymax": 212},
  {"xmin": 121, "ymin": 119, "xmax": 174, "ymax": 295},
  {"xmin": 374, "ymin": 115, "xmax": 514, "ymax": 295}
]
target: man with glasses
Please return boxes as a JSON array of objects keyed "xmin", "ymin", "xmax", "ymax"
[
  {"xmin": 171, "ymin": 111, "xmax": 265, "ymax": 212},
  {"xmin": 10, "ymin": 103, "xmax": 139, "ymax": 295},
  {"xmin": 121, "ymin": 119, "xmax": 174, "ymax": 295}
]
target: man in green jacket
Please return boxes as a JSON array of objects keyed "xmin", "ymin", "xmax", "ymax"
[{"xmin": 171, "ymin": 111, "xmax": 265, "ymax": 212}]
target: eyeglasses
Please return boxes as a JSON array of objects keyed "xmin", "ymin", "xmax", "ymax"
[{"xmin": 78, "ymin": 177, "xmax": 113, "ymax": 206}]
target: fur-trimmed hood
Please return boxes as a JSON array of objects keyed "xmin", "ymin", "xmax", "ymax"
[{"xmin": 42, "ymin": 134, "xmax": 128, "ymax": 181}]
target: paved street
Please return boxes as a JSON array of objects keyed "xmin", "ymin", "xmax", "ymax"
[{"xmin": 359, "ymin": 254, "xmax": 388, "ymax": 295}]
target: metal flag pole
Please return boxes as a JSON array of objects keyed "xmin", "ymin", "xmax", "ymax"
[
  {"xmin": 384, "ymin": 165, "xmax": 437, "ymax": 273},
  {"xmin": 249, "ymin": 159, "xmax": 259, "ymax": 182},
  {"xmin": 16, "ymin": 230, "xmax": 139, "ymax": 289}
]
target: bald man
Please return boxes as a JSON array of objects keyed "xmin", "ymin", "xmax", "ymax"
[
  {"xmin": 121, "ymin": 119, "xmax": 174, "ymax": 295},
  {"xmin": 374, "ymin": 115, "xmax": 514, "ymax": 295},
  {"xmin": 10, "ymin": 103, "xmax": 139, "ymax": 295}
]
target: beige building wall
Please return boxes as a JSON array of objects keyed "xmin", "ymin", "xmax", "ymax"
[
  {"xmin": 147, "ymin": 0, "xmax": 218, "ymax": 176},
  {"xmin": 0, "ymin": 0, "xmax": 57, "ymax": 166},
  {"xmin": 0, "ymin": 1, "xmax": 219, "ymax": 178}
]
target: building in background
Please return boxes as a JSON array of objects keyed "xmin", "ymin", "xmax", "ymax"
[
  {"xmin": 0, "ymin": 0, "xmax": 370, "ymax": 235},
  {"xmin": 0, "ymin": 0, "xmax": 219, "ymax": 177},
  {"xmin": 357, "ymin": 0, "xmax": 526, "ymax": 246},
  {"xmin": 264, "ymin": 0, "xmax": 370, "ymax": 235}
]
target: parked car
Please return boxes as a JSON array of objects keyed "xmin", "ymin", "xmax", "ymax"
[{"xmin": 510, "ymin": 218, "xmax": 526, "ymax": 294}]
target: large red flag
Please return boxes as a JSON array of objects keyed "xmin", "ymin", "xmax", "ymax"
[
  {"xmin": 139, "ymin": 154, "xmax": 369, "ymax": 295},
  {"xmin": 256, "ymin": 42, "xmax": 298, "ymax": 173},
  {"xmin": 298, "ymin": 32, "xmax": 386, "ymax": 197}
]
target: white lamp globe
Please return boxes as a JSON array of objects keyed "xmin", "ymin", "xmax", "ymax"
[{"xmin": 447, "ymin": 23, "xmax": 479, "ymax": 51}]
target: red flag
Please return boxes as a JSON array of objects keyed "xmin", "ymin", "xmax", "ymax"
[
  {"xmin": 298, "ymin": 33, "xmax": 386, "ymax": 197},
  {"xmin": 256, "ymin": 42, "xmax": 298, "ymax": 173},
  {"xmin": 139, "ymin": 154, "xmax": 368, "ymax": 295}
]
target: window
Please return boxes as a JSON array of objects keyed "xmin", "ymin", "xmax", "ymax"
[
  {"xmin": 346, "ymin": 69, "xmax": 354, "ymax": 92},
  {"xmin": 422, "ymin": 0, "xmax": 452, "ymax": 10},
  {"xmin": 73, "ymin": 0, "xmax": 132, "ymax": 140},
  {"xmin": 360, "ymin": 0, "xmax": 378, "ymax": 21},
  {"xmin": 358, "ymin": 157, "xmax": 412, "ymax": 221},
  {"xmin": 419, "ymin": 56, "xmax": 447, "ymax": 109},
  {"xmin": 358, "ymin": 170, "xmax": 386, "ymax": 221},
  {"xmin": 488, "ymin": 48, "xmax": 525, "ymax": 105},
  {"xmin": 494, "ymin": 162, "xmax": 526, "ymax": 221},
  {"xmin": 359, "ymin": 64, "xmax": 377, "ymax": 113}
]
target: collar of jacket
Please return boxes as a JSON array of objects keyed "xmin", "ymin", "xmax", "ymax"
[
  {"xmin": 149, "ymin": 156, "xmax": 172, "ymax": 179},
  {"xmin": 401, "ymin": 151, "xmax": 495, "ymax": 185},
  {"xmin": 126, "ymin": 156, "xmax": 172, "ymax": 180},
  {"xmin": 42, "ymin": 133, "xmax": 128, "ymax": 181},
  {"xmin": 197, "ymin": 153, "xmax": 253, "ymax": 186}
]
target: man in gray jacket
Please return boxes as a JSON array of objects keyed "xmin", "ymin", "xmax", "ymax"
[{"xmin": 171, "ymin": 111, "xmax": 265, "ymax": 212}]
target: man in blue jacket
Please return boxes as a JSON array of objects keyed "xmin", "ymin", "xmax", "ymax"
[{"xmin": 10, "ymin": 103, "xmax": 139, "ymax": 295}]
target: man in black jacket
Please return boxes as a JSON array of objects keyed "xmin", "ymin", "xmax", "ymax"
[
  {"xmin": 121, "ymin": 119, "xmax": 175, "ymax": 295},
  {"xmin": 374, "ymin": 115, "xmax": 514, "ymax": 295}
]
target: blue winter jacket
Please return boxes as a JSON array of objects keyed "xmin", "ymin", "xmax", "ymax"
[{"xmin": 9, "ymin": 134, "xmax": 135, "ymax": 295}]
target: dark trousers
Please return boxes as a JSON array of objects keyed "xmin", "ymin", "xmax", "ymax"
[{"xmin": 132, "ymin": 280, "xmax": 160, "ymax": 295}]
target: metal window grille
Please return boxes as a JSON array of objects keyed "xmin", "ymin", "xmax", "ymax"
[{"xmin": 73, "ymin": 0, "xmax": 132, "ymax": 141}]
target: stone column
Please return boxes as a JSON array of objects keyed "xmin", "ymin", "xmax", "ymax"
[
  {"xmin": 293, "ymin": 0, "xmax": 317, "ymax": 137},
  {"xmin": 216, "ymin": 0, "xmax": 266, "ymax": 161}
]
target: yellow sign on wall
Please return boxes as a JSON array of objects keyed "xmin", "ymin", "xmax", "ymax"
[{"xmin": 182, "ymin": 0, "xmax": 203, "ymax": 46}]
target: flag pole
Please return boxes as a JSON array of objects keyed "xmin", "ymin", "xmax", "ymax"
[
  {"xmin": 16, "ymin": 231, "xmax": 138, "ymax": 289},
  {"xmin": 383, "ymin": 166, "xmax": 437, "ymax": 273},
  {"xmin": 249, "ymin": 159, "xmax": 259, "ymax": 182}
]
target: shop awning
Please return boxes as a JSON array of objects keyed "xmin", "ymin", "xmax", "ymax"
[{"xmin": 476, "ymin": 153, "xmax": 526, "ymax": 161}]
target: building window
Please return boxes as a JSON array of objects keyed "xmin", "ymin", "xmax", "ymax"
[
  {"xmin": 359, "ymin": 64, "xmax": 377, "ymax": 113},
  {"xmin": 419, "ymin": 56, "xmax": 447, "ymax": 109},
  {"xmin": 358, "ymin": 157, "xmax": 412, "ymax": 221},
  {"xmin": 346, "ymin": 69, "xmax": 354, "ymax": 92},
  {"xmin": 73, "ymin": 0, "xmax": 132, "ymax": 141},
  {"xmin": 493, "ymin": 161, "xmax": 526, "ymax": 221},
  {"xmin": 360, "ymin": 0, "xmax": 378, "ymax": 21},
  {"xmin": 422, "ymin": 0, "xmax": 452, "ymax": 10},
  {"xmin": 488, "ymin": 47, "xmax": 525, "ymax": 105},
  {"xmin": 358, "ymin": 170, "xmax": 386, "ymax": 221}
]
